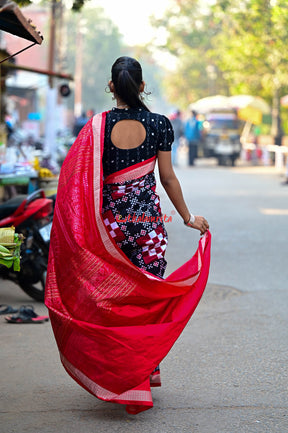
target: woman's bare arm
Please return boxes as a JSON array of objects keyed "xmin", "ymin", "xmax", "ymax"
[{"xmin": 157, "ymin": 150, "xmax": 209, "ymax": 235}]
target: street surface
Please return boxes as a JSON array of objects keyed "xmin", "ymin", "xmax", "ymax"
[{"xmin": 1, "ymin": 160, "xmax": 287, "ymax": 433}]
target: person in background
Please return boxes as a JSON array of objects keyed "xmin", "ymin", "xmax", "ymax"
[
  {"xmin": 5, "ymin": 113, "xmax": 14, "ymax": 139},
  {"xmin": 170, "ymin": 109, "xmax": 184, "ymax": 166},
  {"xmin": 282, "ymin": 155, "xmax": 288, "ymax": 185},
  {"xmin": 86, "ymin": 108, "xmax": 95, "ymax": 119},
  {"xmin": 185, "ymin": 110, "xmax": 201, "ymax": 166},
  {"xmin": 72, "ymin": 111, "xmax": 88, "ymax": 137}
]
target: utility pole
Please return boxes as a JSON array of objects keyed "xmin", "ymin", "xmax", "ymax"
[
  {"xmin": 45, "ymin": 0, "xmax": 58, "ymax": 164},
  {"xmin": 48, "ymin": 0, "xmax": 56, "ymax": 88},
  {"xmin": 74, "ymin": 18, "xmax": 86, "ymax": 117}
]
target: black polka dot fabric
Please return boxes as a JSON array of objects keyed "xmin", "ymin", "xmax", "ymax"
[{"xmin": 103, "ymin": 107, "xmax": 174, "ymax": 176}]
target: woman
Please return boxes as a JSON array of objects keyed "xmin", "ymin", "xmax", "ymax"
[{"xmin": 45, "ymin": 56, "xmax": 211, "ymax": 415}]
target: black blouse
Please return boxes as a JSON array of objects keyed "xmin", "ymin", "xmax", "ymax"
[{"xmin": 103, "ymin": 107, "xmax": 174, "ymax": 176}]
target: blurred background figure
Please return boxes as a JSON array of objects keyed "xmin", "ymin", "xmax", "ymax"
[
  {"xmin": 283, "ymin": 155, "xmax": 288, "ymax": 185},
  {"xmin": 86, "ymin": 108, "xmax": 95, "ymax": 119},
  {"xmin": 184, "ymin": 110, "xmax": 201, "ymax": 166},
  {"xmin": 170, "ymin": 109, "xmax": 184, "ymax": 166},
  {"xmin": 5, "ymin": 113, "xmax": 15, "ymax": 140},
  {"xmin": 72, "ymin": 111, "xmax": 89, "ymax": 137}
]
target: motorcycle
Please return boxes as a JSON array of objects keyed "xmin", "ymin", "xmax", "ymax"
[{"xmin": 0, "ymin": 189, "xmax": 54, "ymax": 302}]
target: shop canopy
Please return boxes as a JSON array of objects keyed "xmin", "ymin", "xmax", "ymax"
[
  {"xmin": 0, "ymin": 0, "xmax": 72, "ymax": 80},
  {"xmin": 0, "ymin": 0, "xmax": 43, "ymax": 45}
]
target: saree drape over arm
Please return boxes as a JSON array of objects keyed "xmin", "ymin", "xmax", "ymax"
[{"xmin": 45, "ymin": 112, "xmax": 211, "ymax": 412}]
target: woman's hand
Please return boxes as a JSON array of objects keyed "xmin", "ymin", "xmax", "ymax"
[{"xmin": 189, "ymin": 215, "xmax": 209, "ymax": 235}]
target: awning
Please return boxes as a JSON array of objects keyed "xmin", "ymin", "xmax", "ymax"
[
  {"xmin": 0, "ymin": 0, "xmax": 43, "ymax": 44},
  {"xmin": 0, "ymin": 1, "xmax": 73, "ymax": 80}
]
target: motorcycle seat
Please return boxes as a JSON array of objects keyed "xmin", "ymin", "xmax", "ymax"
[{"xmin": 0, "ymin": 195, "xmax": 27, "ymax": 220}]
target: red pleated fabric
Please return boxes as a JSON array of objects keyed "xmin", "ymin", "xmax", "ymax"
[{"xmin": 45, "ymin": 112, "xmax": 211, "ymax": 413}]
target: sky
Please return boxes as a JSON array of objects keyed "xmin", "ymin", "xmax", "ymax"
[{"xmin": 92, "ymin": 0, "xmax": 171, "ymax": 45}]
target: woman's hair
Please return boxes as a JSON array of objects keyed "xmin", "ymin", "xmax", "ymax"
[{"xmin": 111, "ymin": 56, "xmax": 150, "ymax": 111}]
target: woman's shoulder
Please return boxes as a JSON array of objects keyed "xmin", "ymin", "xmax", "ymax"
[
  {"xmin": 103, "ymin": 108, "xmax": 171, "ymax": 128},
  {"xmin": 147, "ymin": 111, "xmax": 172, "ymax": 125},
  {"xmin": 148, "ymin": 111, "xmax": 174, "ymax": 145}
]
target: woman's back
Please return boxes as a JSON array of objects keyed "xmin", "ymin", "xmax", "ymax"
[{"xmin": 103, "ymin": 107, "xmax": 173, "ymax": 176}]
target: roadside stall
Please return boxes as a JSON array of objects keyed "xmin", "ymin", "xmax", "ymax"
[
  {"xmin": 0, "ymin": 0, "xmax": 73, "ymax": 202},
  {"xmin": 0, "ymin": 0, "xmax": 44, "ymax": 200}
]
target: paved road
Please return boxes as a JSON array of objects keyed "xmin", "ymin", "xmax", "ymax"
[{"xmin": 1, "ymin": 162, "xmax": 287, "ymax": 433}]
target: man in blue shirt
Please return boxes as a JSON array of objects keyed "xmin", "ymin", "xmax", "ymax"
[
  {"xmin": 170, "ymin": 110, "xmax": 184, "ymax": 166},
  {"xmin": 184, "ymin": 110, "xmax": 201, "ymax": 166}
]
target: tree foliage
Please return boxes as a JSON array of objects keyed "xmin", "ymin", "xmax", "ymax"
[
  {"xmin": 151, "ymin": 0, "xmax": 228, "ymax": 108},
  {"xmin": 12, "ymin": 1, "xmax": 170, "ymax": 114},
  {"xmin": 64, "ymin": 6, "xmax": 167, "ymax": 113},
  {"xmin": 210, "ymin": 0, "xmax": 288, "ymax": 101},
  {"xmin": 152, "ymin": 0, "xmax": 288, "ymax": 113},
  {"xmin": 13, "ymin": 0, "xmax": 86, "ymax": 13},
  {"xmin": 64, "ymin": 6, "xmax": 123, "ymax": 112}
]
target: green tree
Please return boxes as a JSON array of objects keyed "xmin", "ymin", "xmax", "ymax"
[
  {"xmin": 13, "ymin": 0, "xmax": 86, "ymax": 12},
  {"xmin": 152, "ymin": 0, "xmax": 288, "ymax": 134},
  {"xmin": 209, "ymin": 0, "xmax": 288, "ymax": 138},
  {"xmin": 150, "ymin": 0, "xmax": 228, "ymax": 109}
]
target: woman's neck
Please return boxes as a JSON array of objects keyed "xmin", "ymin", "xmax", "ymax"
[{"xmin": 116, "ymin": 98, "xmax": 129, "ymax": 109}]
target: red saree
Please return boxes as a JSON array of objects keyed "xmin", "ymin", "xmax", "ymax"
[{"xmin": 45, "ymin": 112, "xmax": 211, "ymax": 414}]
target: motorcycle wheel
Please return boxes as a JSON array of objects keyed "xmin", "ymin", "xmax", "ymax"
[
  {"xmin": 18, "ymin": 275, "xmax": 46, "ymax": 302},
  {"xmin": 17, "ymin": 260, "xmax": 47, "ymax": 302}
]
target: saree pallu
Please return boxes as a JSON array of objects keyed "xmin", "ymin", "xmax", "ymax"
[{"xmin": 45, "ymin": 112, "xmax": 211, "ymax": 414}]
